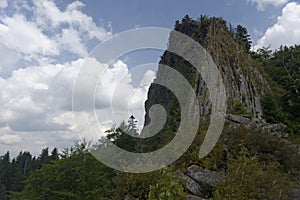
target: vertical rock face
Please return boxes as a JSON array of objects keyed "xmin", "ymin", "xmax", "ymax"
[
  {"xmin": 194, "ymin": 17, "xmax": 268, "ymax": 120},
  {"xmin": 144, "ymin": 17, "xmax": 268, "ymax": 126}
]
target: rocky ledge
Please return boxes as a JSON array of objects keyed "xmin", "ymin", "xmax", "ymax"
[
  {"xmin": 178, "ymin": 165, "xmax": 222, "ymax": 199},
  {"xmin": 225, "ymin": 114, "xmax": 288, "ymax": 138}
]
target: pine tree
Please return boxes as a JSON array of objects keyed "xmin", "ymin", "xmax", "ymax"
[
  {"xmin": 127, "ymin": 115, "xmax": 138, "ymax": 135},
  {"xmin": 234, "ymin": 25, "xmax": 252, "ymax": 52}
]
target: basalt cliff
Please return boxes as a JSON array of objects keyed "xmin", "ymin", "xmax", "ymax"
[{"xmin": 142, "ymin": 16, "xmax": 300, "ymax": 200}]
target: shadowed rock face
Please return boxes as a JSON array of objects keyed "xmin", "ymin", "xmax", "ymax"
[{"xmin": 144, "ymin": 17, "xmax": 268, "ymax": 128}]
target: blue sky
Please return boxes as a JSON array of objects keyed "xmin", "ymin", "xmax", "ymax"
[
  {"xmin": 0, "ymin": 0, "xmax": 299, "ymax": 156},
  {"xmin": 74, "ymin": 0, "xmax": 300, "ymax": 74},
  {"xmin": 81, "ymin": 0, "xmax": 280, "ymax": 38}
]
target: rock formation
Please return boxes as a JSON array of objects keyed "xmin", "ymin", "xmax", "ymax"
[
  {"xmin": 178, "ymin": 165, "xmax": 222, "ymax": 199},
  {"xmin": 144, "ymin": 17, "xmax": 268, "ymax": 126}
]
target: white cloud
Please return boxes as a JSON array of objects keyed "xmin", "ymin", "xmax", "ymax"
[
  {"xmin": 0, "ymin": 0, "xmax": 120, "ymax": 157},
  {"xmin": 0, "ymin": 42, "xmax": 20, "ymax": 76},
  {"xmin": 0, "ymin": 14, "xmax": 59, "ymax": 57},
  {"xmin": 0, "ymin": 0, "xmax": 7, "ymax": 9},
  {"xmin": 33, "ymin": 0, "xmax": 111, "ymax": 45},
  {"xmin": 248, "ymin": 0, "xmax": 289, "ymax": 11},
  {"xmin": 0, "ymin": 0, "xmax": 112, "ymax": 69},
  {"xmin": 0, "ymin": 0, "xmax": 156, "ymax": 157},
  {"xmin": 0, "ymin": 56, "xmax": 155, "ymax": 155},
  {"xmin": 0, "ymin": 126, "xmax": 22, "ymax": 145},
  {"xmin": 60, "ymin": 28, "xmax": 88, "ymax": 57},
  {"xmin": 254, "ymin": 2, "xmax": 300, "ymax": 50},
  {"xmin": 0, "ymin": 64, "xmax": 72, "ymax": 132},
  {"xmin": 139, "ymin": 70, "xmax": 156, "ymax": 87}
]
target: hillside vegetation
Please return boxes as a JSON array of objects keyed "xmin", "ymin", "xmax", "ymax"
[{"xmin": 1, "ymin": 16, "xmax": 299, "ymax": 200}]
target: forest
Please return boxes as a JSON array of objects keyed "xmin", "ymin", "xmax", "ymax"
[{"xmin": 1, "ymin": 16, "xmax": 300, "ymax": 200}]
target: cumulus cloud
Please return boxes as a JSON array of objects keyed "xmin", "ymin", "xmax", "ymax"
[
  {"xmin": 0, "ymin": 126, "xmax": 22, "ymax": 145},
  {"xmin": 0, "ymin": 0, "xmax": 112, "ymax": 70},
  {"xmin": 248, "ymin": 0, "xmax": 289, "ymax": 11},
  {"xmin": 0, "ymin": 0, "xmax": 7, "ymax": 9},
  {"xmin": 0, "ymin": 42, "xmax": 20, "ymax": 76},
  {"xmin": 33, "ymin": 0, "xmax": 110, "ymax": 41},
  {"xmin": 60, "ymin": 28, "xmax": 88, "ymax": 57},
  {"xmin": 0, "ymin": 57, "xmax": 155, "ymax": 155},
  {"xmin": 0, "ymin": 14, "xmax": 59, "ymax": 57},
  {"xmin": 0, "ymin": 0, "xmax": 156, "ymax": 157},
  {"xmin": 0, "ymin": 62, "xmax": 76, "ymax": 133},
  {"xmin": 254, "ymin": 2, "xmax": 300, "ymax": 50}
]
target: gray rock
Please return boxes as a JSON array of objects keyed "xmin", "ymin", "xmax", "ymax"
[
  {"xmin": 144, "ymin": 24, "xmax": 268, "ymax": 125},
  {"xmin": 178, "ymin": 172, "xmax": 206, "ymax": 197},
  {"xmin": 225, "ymin": 115, "xmax": 288, "ymax": 139},
  {"xmin": 225, "ymin": 114, "xmax": 252, "ymax": 124},
  {"xmin": 187, "ymin": 194, "xmax": 208, "ymax": 200},
  {"xmin": 178, "ymin": 165, "xmax": 222, "ymax": 199},
  {"xmin": 262, "ymin": 123, "xmax": 287, "ymax": 132},
  {"xmin": 185, "ymin": 165, "xmax": 222, "ymax": 189}
]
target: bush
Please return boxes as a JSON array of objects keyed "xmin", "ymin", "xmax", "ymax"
[
  {"xmin": 148, "ymin": 169, "xmax": 187, "ymax": 200},
  {"xmin": 214, "ymin": 148, "xmax": 296, "ymax": 200}
]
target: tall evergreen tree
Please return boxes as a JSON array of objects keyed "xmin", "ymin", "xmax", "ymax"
[{"xmin": 234, "ymin": 25, "xmax": 252, "ymax": 52}]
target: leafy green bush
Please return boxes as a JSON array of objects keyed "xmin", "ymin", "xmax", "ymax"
[
  {"xmin": 148, "ymin": 169, "xmax": 187, "ymax": 200},
  {"xmin": 227, "ymin": 98, "xmax": 249, "ymax": 115},
  {"xmin": 214, "ymin": 148, "xmax": 295, "ymax": 200},
  {"xmin": 10, "ymin": 151, "xmax": 115, "ymax": 200}
]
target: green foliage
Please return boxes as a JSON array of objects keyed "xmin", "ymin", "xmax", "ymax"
[
  {"xmin": 234, "ymin": 25, "xmax": 252, "ymax": 52},
  {"xmin": 199, "ymin": 138, "xmax": 226, "ymax": 171},
  {"xmin": 2, "ymin": 16, "xmax": 300, "ymax": 200},
  {"xmin": 10, "ymin": 148, "xmax": 115, "ymax": 200},
  {"xmin": 112, "ymin": 171, "xmax": 160, "ymax": 200},
  {"xmin": 148, "ymin": 168, "xmax": 187, "ymax": 200},
  {"xmin": 255, "ymin": 46, "xmax": 272, "ymax": 61},
  {"xmin": 227, "ymin": 98, "xmax": 249, "ymax": 115},
  {"xmin": 196, "ymin": 125, "xmax": 300, "ymax": 199},
  {"xmin": 254, "ymin": 45, "xmax": 300, "ymax": 135},
  {"xmin": 0, "ymin": 148, "xmax": 60, "ymax": 199},
  {"xmin": 261, "ymin": 93, "xmax": 288, "ymax": 123},
  {"xmin": 224, "ymin": 126, "xmax": 300, "ymax": 173},
  {"xmin": 214, "ymin": 148, "xmax": 295, "ymax": 200},
  {"xmin": 106, "ymin": 120, "xmax": 139, "ymax": 152}
]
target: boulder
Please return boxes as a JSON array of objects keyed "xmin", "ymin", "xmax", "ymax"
[
  {"xmin": 225, "ymin": 114, "xmax": 252, "ymax": 124},
  {"xmin": 185, "ymin": 165, "xmax": 222, "ymax": 189},
  {"xmin": 178, "ymin": 165, "xmax": 222, "ymax": 199},
  {"xmin": 178, "ymin": 172, "xmax": 206, "ymax": 197}
]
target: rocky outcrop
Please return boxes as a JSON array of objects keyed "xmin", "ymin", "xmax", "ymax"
[
  {"xmin": 185, "ymin": 165, "xmax": 221, "ymax": 190},
  {"xmin": 225, "ymin": 114, "xmax": 288, "ymax": 138},
  {"xmin": 225, "ymin": 114, "xmax": 252, "ymax": 124},
  {"xmin": 144, "ymin": 17, "xmax": 268, "ymax": 128},
  {"xmin": 141, "ymin": 17, "xmax": 299, "ymax": 200},
  {"xmin": 179, "ymin": 165, "xmax": 222, "ymax": 199},
  {"xmin": 262, "ymin": 123, "xmax": 287, "ymax": 132}
]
